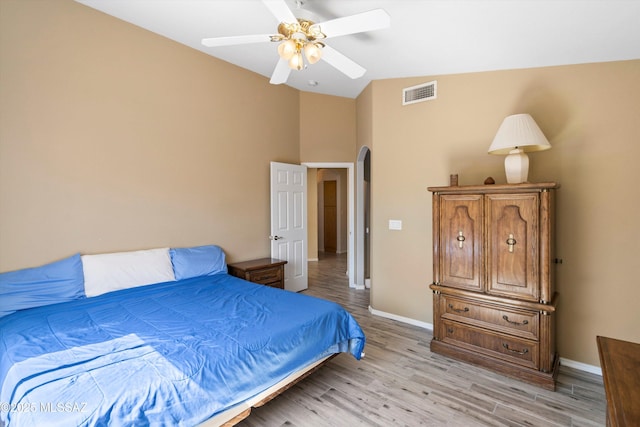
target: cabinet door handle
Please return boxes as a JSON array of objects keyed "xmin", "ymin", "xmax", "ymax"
[
  {"xmin": 456, "ymin": 231, "xmax": 466, "ymax": 248},
  {"xmin": 502, "ymin": 315, "xmax": 528, "ymax": 326},
  {"xmin": 506, "ymin": 233, "xmax": 516, "ymax": 253},
  {"xmin": 502, "ymin": 343, "xmax": 529, "ymax": 355},
  {"xmin": 448, "ymin": 304, "xmax": 469, "ymax": 314}
]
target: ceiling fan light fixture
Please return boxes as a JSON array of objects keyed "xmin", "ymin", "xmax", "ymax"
[
  {"xmin": 274, "ymin": 16, "xmax": 327, "ymax": 71},
  {"xmin": 303, "ymin": 42, "xmax": 323, "ymax": 64},
  {"xmin": 289, "ymin": 51, "xmax": 304, "ymax": 70},
  {"xmin": 277, "ymin": 39, "xmax": 297, "ymax": 60}
]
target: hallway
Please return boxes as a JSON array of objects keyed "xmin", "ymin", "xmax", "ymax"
[{"xmin": 306, "ymin": 252, "xmax": 370, "ymax": 317}]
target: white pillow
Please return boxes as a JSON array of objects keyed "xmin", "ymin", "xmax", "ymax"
[{"xmin": 82, "ymin": 248, "xmax": 176, "ymax": 297}]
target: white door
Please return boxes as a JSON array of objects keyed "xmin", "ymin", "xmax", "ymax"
[{"xmin": 270, "ymin": 162, "xmax": 307, "ymax": 292}]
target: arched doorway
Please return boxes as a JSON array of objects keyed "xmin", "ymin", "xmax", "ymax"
[{"xmin": 356, "ymin": 146, "xmax": 371, "ymax": 289}]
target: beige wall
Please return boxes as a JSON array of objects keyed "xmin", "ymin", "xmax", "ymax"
[
  {"xmin": 299, "ymin": 92, "xmax": 356, "ymax": 163},
  {"xmin": 356, "ymin": 84, "xmax": 374, "ymax": 154},
  {"xmin": 0, "ymin": 0, "xmax": 299, "ymax": 269},
  {"xmin": 366, "ymin": 60, "xmax": 640, "ymax": 366}
]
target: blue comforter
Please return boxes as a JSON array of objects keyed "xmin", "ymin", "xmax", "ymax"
[{"xmin": 0, "ymin": 274, "xmax": 365, "ymax": 426}]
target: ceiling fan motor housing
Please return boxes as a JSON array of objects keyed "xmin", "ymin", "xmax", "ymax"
[{"xmin": 277, "ymin": 19, "xmax": 325, "ymax": 41}]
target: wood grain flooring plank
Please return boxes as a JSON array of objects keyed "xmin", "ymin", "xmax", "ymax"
[
  {"xmin": 491, "ymin": 404, "xmax": 564, "ymax": 427},
  {"xmin": 470, "ymin": 383, "xmax": 572, "ymax": 425}
]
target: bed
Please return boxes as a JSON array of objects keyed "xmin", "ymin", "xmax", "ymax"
[{"xmin": 0, "ymin": 246, "xmax": 365, "ymax": 426}]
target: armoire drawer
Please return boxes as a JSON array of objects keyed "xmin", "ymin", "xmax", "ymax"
[
  {"xmin": 440, "ymin": 295, "xmax": 539, "ymax": 341},
  {"xmin": 441, "ymin": 319, "xmax": 539, "ymax": 370}
]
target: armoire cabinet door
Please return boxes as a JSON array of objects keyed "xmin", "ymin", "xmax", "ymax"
[
  {"xmin": 486, "ymin": 193, "xmax": 540, "ymax": 301},
  {"xmin": 439, "ymin": 194, "xmax": 483, "ymax": 292}
]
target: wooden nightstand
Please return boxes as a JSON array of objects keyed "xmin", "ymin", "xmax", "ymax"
[{"xmin": 227, "ymin": 258, "xmax": 287, "ymax": 289}]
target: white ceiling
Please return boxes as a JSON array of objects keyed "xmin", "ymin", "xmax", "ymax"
[{"xmin": 76, "ymin": 0, "xmax": 640, "ymax": 99}]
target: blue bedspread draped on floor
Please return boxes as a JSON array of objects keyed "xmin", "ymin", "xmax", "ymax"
[{"xmin": 0, "ymin": 274, "xmax": 365, "ymax": 426}]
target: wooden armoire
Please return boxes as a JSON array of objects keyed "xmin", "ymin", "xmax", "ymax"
[{"xmin": 428, "ymin": 182, "xmax": 559, "ymax": 390}]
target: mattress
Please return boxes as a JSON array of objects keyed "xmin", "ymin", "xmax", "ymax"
[{"xmin": 0, "ymin": 274, "xmax": 365, "ymax": 426}]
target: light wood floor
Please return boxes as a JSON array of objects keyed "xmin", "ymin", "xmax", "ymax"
[{"xmin": 237, "ymin": 253, "xmax": 607, "ymax": 426}]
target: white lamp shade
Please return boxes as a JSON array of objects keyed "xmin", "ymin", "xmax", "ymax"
[
  {"xmin": 488, "ymin": 114, "xmax": 551, "ymax": 184},
  {"xmin": 488, "ymin": 114, "xmax": 551, "ymax": 155}
]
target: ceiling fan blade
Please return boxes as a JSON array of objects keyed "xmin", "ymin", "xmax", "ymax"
[
  {"xmin": 314, "ymin": 9, "xmax": 390, "ymax": 39},
  {"xmin": 202, "ymin": 34, "xmax": 272, "ymax": 47},
  {"xmin": 262, "ymin": 0, "xmax": 297, "ymax": 24},
  {"xmin": 321, "ymin": 45, "xmax": 366, "ymax": 79},
  {"xmin": 270, "ymin": 58, "xmax": 291, "ymax": 84}
]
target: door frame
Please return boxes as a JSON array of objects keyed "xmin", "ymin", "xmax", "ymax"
[{"xmin": 302, "ymin": 162, "xmax": 359, "ymax": 289}]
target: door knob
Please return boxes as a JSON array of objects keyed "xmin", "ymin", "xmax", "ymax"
[{"xmin": 269, "ymin": 235, "xmax": 283, "ymax": 240}]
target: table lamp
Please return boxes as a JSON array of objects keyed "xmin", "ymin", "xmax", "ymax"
[{"xmin": 488, "ymin": 113, "xmax": 551, "ymax": 184}]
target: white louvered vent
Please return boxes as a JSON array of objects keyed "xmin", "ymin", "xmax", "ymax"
[{"xmin": 402, "ymin": 81, "xmax": 437, "ymax": 106}]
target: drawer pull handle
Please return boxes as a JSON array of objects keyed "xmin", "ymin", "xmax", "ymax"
[
  {"xmin": 448, "ymin": 304, "xmax": 469, "ymax": 313},
  {"xmin": 456, "ymin": 231, "xmax": 465, "ymax": 248},
  {"xmin": 502, "ymin": 343, "xmax": 529, "ymax": 355},
  {"xmin": 447, "ymin": 327, "xmax": 454, "ymax": 334},
  {"xmin": 502, "ymin": 315, "xmax": 528, "ymax": 326},
  {"xmin": 506, "ymin": 233, "xmax": 517, "ymax": 253}
]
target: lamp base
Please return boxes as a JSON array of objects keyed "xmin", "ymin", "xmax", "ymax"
[{"xmin": 504, "ymin": 148, "xmax": 529, "ymax": 184}]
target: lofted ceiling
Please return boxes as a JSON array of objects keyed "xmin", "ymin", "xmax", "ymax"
[{"xmin": 76, "ymin": 0, "xmax": 640, "ymax": 99}]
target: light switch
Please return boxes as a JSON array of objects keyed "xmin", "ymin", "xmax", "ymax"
[{"xmin": 389, "ymin": 220, "xmax": 402, "ymax": 230}]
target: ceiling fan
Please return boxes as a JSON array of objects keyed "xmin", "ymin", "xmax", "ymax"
[{"xmin": 201, "ymin": 0, "xmax": 390, "ymax": 85}]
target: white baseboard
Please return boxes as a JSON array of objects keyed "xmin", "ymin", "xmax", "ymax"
[
  {"xmin": 368, "ymin": 305, "xmax": 433, "ymax": 330},
  {"xmin": 559, "ymin": 357, "xmax": 602, "ymax": 376},
  {"xmin": 308, "ymin": 258, "xmax": 319, "ymax": 262},
  {"xmin": 368, "ymin": 305, "xmax": 602, "ymax": 376}
]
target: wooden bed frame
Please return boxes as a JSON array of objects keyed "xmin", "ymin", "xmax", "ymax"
[
  {"xmin": 199, "ymin": 355, "xmax": 336, "ymax": 426},
  {"xmin": 0, "ymin": 358, "xmax": 334, "ymax": 427}
]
